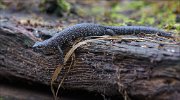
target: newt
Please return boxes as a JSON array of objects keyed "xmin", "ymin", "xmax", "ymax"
[{"xmin": 33, "ymin": 23, "xmax": 172, "ymax": 64}]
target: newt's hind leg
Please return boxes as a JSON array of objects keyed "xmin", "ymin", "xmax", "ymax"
[{"xmin": 105, "ymin": 29, "xmax": 117, "ymax": 36}]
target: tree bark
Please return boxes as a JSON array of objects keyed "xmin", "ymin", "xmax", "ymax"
[{"xmin": 0, "ymin": 22, "xmax": 180, "ymax": 100}]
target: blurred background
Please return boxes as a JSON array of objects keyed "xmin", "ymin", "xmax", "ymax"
[
  {"xmin": 0, "ymin": 0, "xmax": 179, "ymax": 100},
  {"xmin": 0, "ymin": 0, "xmax": 179, "ymax": 30}
]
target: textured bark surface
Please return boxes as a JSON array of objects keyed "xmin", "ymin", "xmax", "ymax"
[{"xmin": 0, "ymin": 22, "xmax": 180, "ymax": 100}]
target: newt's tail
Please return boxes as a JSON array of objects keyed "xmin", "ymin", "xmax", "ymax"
[{"xmin": 105, "ymin": 26, "xmax": 173, "ymax": 37}]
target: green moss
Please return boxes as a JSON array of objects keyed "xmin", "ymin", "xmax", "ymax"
[
  {"xmin": 124, "ymin": 1, "xmax": 146, "ymax": 10},
  {"xmin": 0, "ymin": 1, "xmax": 6, "ymax": 9},
  {"xmin": 57, "ymin": 0, "xmax": 71, "ymax": 12},
  {"xmin": 0, "ymin": 97, "xmax": 4, "ymax": 100},
  {"xmin": 111, "ymin": 3, "xmax": 122, "ymax": 12},
  {"xmin": 138, "ymin": 14, "xmax": 155, "ymax": 25},
  {"xmin": 39, "ymin": 0, "xmax": 71, "ymax": 16},
  {"xmin": 104, "ymin": 0, "xmax": 178, "ymax": 32},
  {"xmin": 91, "ymin": 6, "xmax": 105, "ymax": 16},
  {"xmin": 176, "ymin": 24, "xmax": 180, "ymax": 31},
  {"xmin": 71, "ymin": 0, "xmax": 178, "ymax": 35},
  {"xmin": 155, "ymin": 4, "xmax": 176, "ymax": 28}
]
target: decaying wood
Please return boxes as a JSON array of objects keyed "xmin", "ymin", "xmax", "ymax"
[{"xmin": 0, "ymin": 22, "xmax": 180, "ymax": 100}]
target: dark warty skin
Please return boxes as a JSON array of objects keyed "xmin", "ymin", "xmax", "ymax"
[{"xmin": 33, "ymin": 23, "xmax": 172, "ymax": 64}]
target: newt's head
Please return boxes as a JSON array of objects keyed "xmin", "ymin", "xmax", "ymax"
[{"xmin": 33, "ymin": 41, "xmax": 56, "ymax": 55}]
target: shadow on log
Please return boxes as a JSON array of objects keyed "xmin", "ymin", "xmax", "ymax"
[{"xmin": 0, "ymin": 21, "xmax": 180, "ymax": 100}]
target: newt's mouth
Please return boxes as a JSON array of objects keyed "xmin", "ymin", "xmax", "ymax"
[{"xmin": 32, "ymin": 45, "xmax": 44, "ymax": 53}]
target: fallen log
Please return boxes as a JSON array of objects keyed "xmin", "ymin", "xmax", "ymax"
[{"xmin": 0, "ymin": 21, "xmax": 180, "ymax": 100}]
